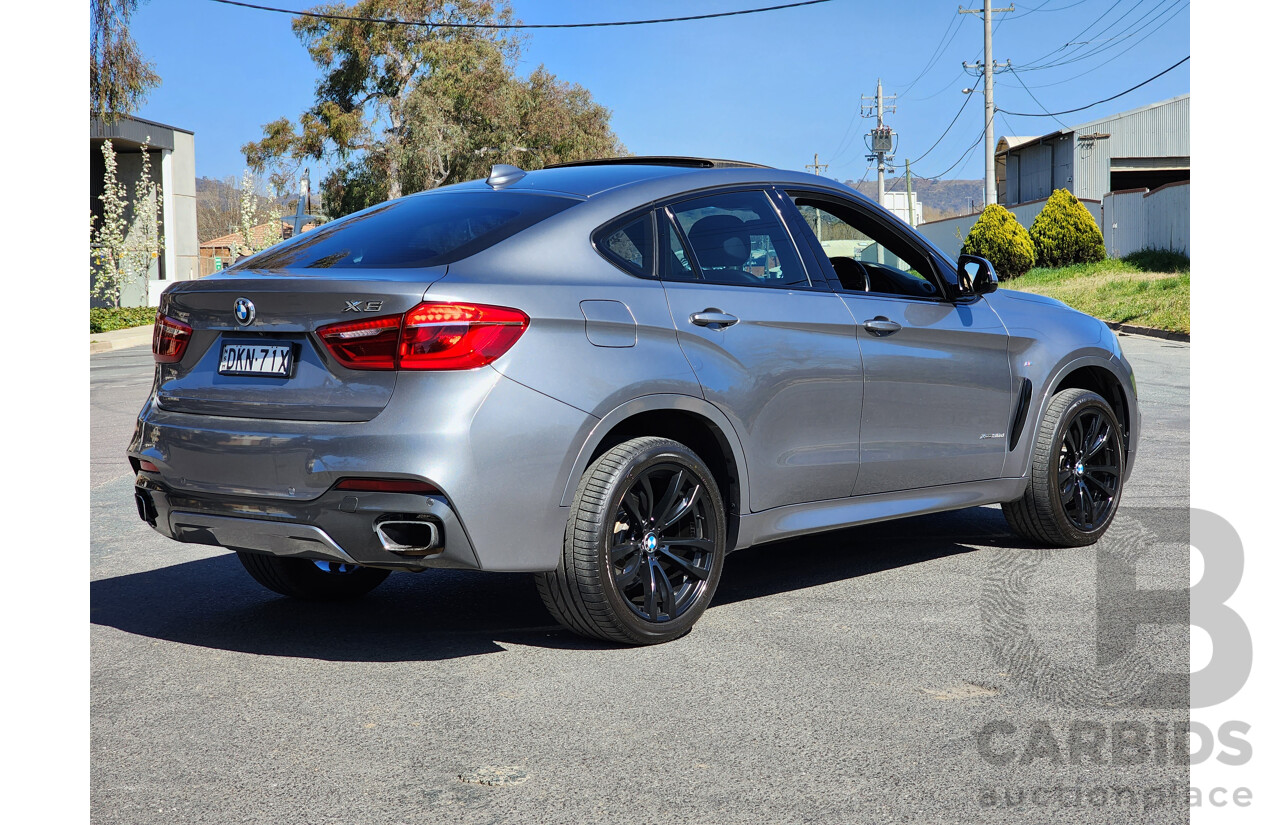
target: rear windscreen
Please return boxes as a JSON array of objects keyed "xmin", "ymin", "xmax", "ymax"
[{"xmin": 233, "ymin": 190, "xmax": 578, "ymax": 270}]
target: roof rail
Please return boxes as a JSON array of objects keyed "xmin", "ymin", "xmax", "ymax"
[{"xmin": 544, "ymin": 156, "xmax": 772, "ymax": 170}]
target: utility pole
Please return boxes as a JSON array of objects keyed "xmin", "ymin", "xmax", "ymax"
[
  {"xmin": 861, "ymin": 78, "xmax": 897, "ymax": 207},
  {"xmin": 904, "ymin": 159, "xmax": 915, "ymax": 227},
  {"xmin": 961, "ymin": 1, "xmax": 1013, "ymax": 208},
  {"xmin": 805, "ymin": 154, "xmax": 829, "ymax": 240},
  {"xmin": 861, "ymin": 78, "xmax": 897, "ymax": 261}
]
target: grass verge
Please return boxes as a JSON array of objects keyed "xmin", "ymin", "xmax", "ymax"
[
  {"xmin": 90, "ymin": 306, "xmax": 156, "ymax": 334},
  {"xmin": 1004, "ymin": 250, "xmax": 1189, "ymax": 334}
]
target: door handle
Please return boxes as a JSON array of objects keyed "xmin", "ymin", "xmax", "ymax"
[
  {"xmin": 690, "ymin": 309, "xmax": 739, "ymax": 328},
  {"xmin": 863, "ymin": 316, "xmax": 902, "ymax": 336}
]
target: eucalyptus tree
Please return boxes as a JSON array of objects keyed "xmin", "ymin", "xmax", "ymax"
[{"xmin": 245, "ymin": 0, "xmax": 623, "ymax": 216}]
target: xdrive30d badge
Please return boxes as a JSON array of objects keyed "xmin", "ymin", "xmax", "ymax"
[{"xmin": 129, "ymin": 157, "xmax": 1140, "ymax": 645}]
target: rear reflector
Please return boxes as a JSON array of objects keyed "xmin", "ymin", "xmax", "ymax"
[
  {"xmin": 138, "ymin": 459, "xmax": 160, "ymax": 472},
  {"xmin": 316, "ymin": 302, "xmax": 528, "ymax": 371},
  {"xmin": 153, "ymin": 312, "xmax": 193, "ymax": 363},
  {"xmin": 333, "ymin": 478, "xmax": 440, "ymax": 494}
]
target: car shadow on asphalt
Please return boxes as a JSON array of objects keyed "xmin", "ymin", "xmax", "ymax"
[{"xmin": 90, "ymin": 506, "xmax": 1026, "ymax": 662}]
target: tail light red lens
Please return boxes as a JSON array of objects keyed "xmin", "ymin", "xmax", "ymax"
[
  {"xmin": 153, "ymin": 312, "xmax": 192, "ymax": 363},
  {"xmin": 399, "ymin": 302, "xmax": 528, "ymax": 370},
  {"xmin": 316, "ymin": 302, "xmax": 528, "ymax": 371},
  {"xmin": 316, "ymin": 315, "xmax": 401, "ymax": 370}
]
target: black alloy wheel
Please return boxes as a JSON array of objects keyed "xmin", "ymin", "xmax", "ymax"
[
  {"xmin": 536, "ymin": 437, "xmax": 727, "ymax": 645},
  {"xmin": 609, "ymin": 462, "xmax": 717, "ymax": 623},
  {"xmin": 1057, "ymin": 405, "xmax": 1122, "ymax": 531},
  {"xmin": 1002, "ymin": 387, "xmax": 1126, "ymax": 547}
]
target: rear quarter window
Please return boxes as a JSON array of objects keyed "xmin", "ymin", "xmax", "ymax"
[{"xmin": 235, "ymin": 190, "xmax": 579, "ymax": 270}]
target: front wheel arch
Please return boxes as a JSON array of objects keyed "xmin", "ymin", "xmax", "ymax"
[{"xmin": 1052, "ymin": 364, "xmax": 1131, "ymax": 456}]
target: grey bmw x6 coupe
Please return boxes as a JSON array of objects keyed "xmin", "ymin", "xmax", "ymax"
[{"xmin": 129, "ymin": 157, "xmax": 1139, "ymax": 645}]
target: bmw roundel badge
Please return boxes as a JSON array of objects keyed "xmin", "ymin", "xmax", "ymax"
[{"xmin": 233, "ymin": 297, "xmax": 256, "ymax": 326}]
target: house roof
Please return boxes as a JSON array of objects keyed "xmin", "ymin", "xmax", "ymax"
[{"xmin": 201, "ymin": 221, "xmax": 316, "ymax": 249}]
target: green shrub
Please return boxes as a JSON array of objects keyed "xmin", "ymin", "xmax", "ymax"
[
  {"xmin": 90, "ymin": 306, "xmax": 156, "ymax": 334},
  {"xmin": 1029, "ymin": 188, "xmax": 1106, "ymax": 268},
  {"xmin": 960, "ymin": 204, "xmax": 1035, "ymax": 280}
]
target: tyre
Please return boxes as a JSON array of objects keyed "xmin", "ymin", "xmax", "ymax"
[
  {"xmin": 536, "ymin": 436, "xmax": 727, "ymax": 645},
  {"xmin": 236, "ymin": 552, "xmax": 391, "ymax": 600},
  {"xmin": 1002, "ymin": 387, "xmax": 1125, "ymax": 547}
]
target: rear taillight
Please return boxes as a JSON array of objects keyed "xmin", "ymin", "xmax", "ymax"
[
  {"xmin": 316, "ymin": 302, "xmax": 528, "ymax": 371},
  {"xmin": 153, "ymin": 312, "xmax": 192, "ymax": 364},
  {"xmin": 316, "ymin": 315, "xmax": 401, "ymax": 370},
  {"xmin": 399, "ymin": 302, "xmax": 528, "ymax": 370}
]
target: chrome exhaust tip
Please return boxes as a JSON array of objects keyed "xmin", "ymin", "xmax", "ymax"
[{"xmin": 375, "ymin": 519, "xmax": 441, "ymax": 556}]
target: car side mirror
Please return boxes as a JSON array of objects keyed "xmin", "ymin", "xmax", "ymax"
[{"xmin": 956, "ymin": 254, "xmax": 999, "ymax": 296}]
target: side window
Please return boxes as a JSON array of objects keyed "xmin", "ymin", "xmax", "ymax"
[
  {"xmin": 596, "ymin": 212, "xmax": 654, "ymax": 277},
  {"xmin": 790, "ymin": 195, "xmax": 939, "ymax": 299},
  {"xmin": 667, "ymin": 190, "xmax": 810, "ymax": 289},
  {"xmin": 660, "ymin": 212, "xmax": 698, "ymax": 281}
]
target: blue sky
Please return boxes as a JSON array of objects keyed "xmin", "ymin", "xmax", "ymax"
[{"xmin": 130, "ymin": 0, "xmax": 1190, "ymax": 186}]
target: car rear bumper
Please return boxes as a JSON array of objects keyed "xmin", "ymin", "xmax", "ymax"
[
  {"xmin": 128, "ymin": 367, "xmax": 599, "ymax": 571},
  {"xmin": 134, "ymin": 475, "xmax": 481, "ymax": 571}
]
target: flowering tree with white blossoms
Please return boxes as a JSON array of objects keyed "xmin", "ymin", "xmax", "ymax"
[
  {"xmin": 91, "ymin": 138, "xmax": 163, "ymax": 307},
  {"xmin": 236, "ymin": 169, "xmax": 283, "ymax": 258}
]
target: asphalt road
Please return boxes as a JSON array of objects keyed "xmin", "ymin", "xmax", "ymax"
[{"xmin": 91, "ymin": 334, "xmax": 1190, "ymax": 825}]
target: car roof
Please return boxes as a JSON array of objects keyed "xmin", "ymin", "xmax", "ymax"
[{"xmin": 446, "ymin": 158, "xmax": 875, "ymax": 205}]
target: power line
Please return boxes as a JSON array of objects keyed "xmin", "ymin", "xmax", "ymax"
[
  {"xmin": 910, "ymin": 77, "xmax": 982, "ymax": 165},
  {"xmin": 1021, "ymin": 0, "xmax": 1182, "ymax": 71},
  {"xmin": 998, "ymin": 55, "xmax": 1188, "ymax": 117},
  {"xmin": 1018, "ymin": 2, "xmax": 1188, "ymax": 88},
  {"xmin": 917, "ymin": 127, "xmax": 987, "ymax": 181},
  {"xmin": 1026, "ymin": 0, "xmax": 1151, "ymax": 68},
  {"xmin": 896, "ymin": 14, "xmax": 965, "ymax": 98},
  {"xmin": 1007, "ymin": 0, "xmax": 1093, "ymax": 19},
  {"xmin": 207, "ymin": 0, "xmax": 832, "ymax": 28},
  {"xmin": 1016, "ymin": 0, "xmax": 1126, "ymax": 68},
  {"xmin": 1007, "ymin": 66, "xmax": 1069, "ymax": 129}
]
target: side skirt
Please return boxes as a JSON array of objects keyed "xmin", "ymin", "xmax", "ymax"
[{"xmin": 733, "ymin": 477, "xmax": 1029, "ymax": 551}]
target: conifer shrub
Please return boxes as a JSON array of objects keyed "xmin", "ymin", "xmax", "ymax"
[
  {"xmin": 1029, "ymin": 188, "xmax": 1106, "ymax": 267},
  {"xmin": 960, "ymin": 204, "xmax": 1035, "ymax": 280}
]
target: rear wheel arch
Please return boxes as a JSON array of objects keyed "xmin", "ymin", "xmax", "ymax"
[{"xmin": 565, "ymin": 399, "xmax": 747, "ymax": 551}]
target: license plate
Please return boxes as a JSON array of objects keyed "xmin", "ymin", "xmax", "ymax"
[{"xmin": 218, "ymin": 342, "xmax": 294, "ymax": 377}]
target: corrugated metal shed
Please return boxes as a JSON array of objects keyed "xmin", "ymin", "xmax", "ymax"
[{"xmin": 997, "ymin": 94, "xmax": 1189, "ymax": 204}]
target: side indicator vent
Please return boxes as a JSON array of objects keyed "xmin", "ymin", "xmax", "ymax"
[{"xmin": 1008, "ymin": 378, "xmax": 1033, "ymax": 451}]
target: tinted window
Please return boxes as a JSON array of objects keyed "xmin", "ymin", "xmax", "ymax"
[
  {"xmin": 660, "ymin": 213, "xmax": 697, "ymax": 281},
  {"xmin": 668, "ymin": 190, "xmax": 809, "ymax": 288},
  {"xmin": 597, "ymin": 213, "xmax": 654, "ymax": 276},
  {"xmin": 790, "ymin": 195, "xmax": 939, "ymax": 298},
  {"xmin": 235, "ymin": 191, "xmax": 577, "ymax": 270}
]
